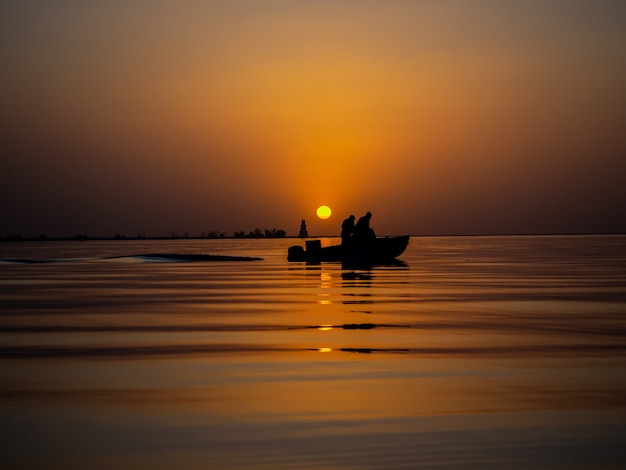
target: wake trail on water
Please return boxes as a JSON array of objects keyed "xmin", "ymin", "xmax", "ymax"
[{"xmin": 0, "ymin": 253, "xmax": 263, "ymax": 264}]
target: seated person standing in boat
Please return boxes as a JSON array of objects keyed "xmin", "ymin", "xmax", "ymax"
[
  {"xmin": 341, "ymin": 215, "xmax": 355, "ymax": 246},
  {"xmin": 353, "ymin": 212, "xmax": 376, "ymax": 245}
]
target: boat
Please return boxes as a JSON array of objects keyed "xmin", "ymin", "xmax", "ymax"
[{"xmin": 287, "ymin": 236, "xmax": 410, "ymax": 263}]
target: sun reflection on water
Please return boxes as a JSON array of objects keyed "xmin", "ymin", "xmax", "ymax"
[{"xmin": 317, "ymin": 270, "xmax": 334, "ymax": 304}]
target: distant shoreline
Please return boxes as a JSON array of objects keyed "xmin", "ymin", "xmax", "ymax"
[
  {"xmin": 1, "ymin": 235, "xmax": 305, "ymax": 242},
  {"xmin": 2, "ymin": 233, "xmax": 624, "ymax": 242}
]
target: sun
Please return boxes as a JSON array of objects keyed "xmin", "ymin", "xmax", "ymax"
[{"xmin": 316, "ymin": 205, "xmax": 332, "ymax": 220}]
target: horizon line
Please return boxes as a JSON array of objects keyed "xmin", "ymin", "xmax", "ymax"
[{"xmin": 2, "ymin": 232, "xmax": 626, "ymax": 242}]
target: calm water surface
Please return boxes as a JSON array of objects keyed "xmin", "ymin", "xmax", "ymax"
[{"xmin": 1, "ymin": 235, "xmax": 625, "ymax": 469}]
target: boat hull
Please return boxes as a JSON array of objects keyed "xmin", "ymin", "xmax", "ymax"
[{"xmin": 287, "ymin": 236, "xmax": 410, "ymax": 263}]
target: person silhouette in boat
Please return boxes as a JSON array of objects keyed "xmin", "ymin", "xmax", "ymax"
[
  {"xmin": 341, "ymin": 215, "xmax": 356, "ymax": 246},
  {"xmin": 353, "ymin": 212, "xmax": 376, "ymax": 246}
]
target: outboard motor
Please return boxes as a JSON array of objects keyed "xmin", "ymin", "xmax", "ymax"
[{"xmin": 287, "ymin": 245, "xmax": 305, "ymax": 261}]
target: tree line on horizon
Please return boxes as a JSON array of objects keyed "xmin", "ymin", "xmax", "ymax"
[
  {"xmin": 3, "ymin": 228, "xmax": 288, "ymax": 241},
  {"xmin": 233, "ymin": 228, "xmax": 286, "ymax": 238}
]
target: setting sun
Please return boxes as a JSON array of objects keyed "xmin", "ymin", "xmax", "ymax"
[{"xmin": 316, "ymin": 205, "xmax": 332, "ymax": 220}]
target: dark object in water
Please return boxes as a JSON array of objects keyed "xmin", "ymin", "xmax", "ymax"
[
  {"xmin": 287, "ymin": 236, "xmax": 409, "ymax": 263},
  {"xmin": 138, "ymin": 253, "xmax": 263, "ymax": 262}
]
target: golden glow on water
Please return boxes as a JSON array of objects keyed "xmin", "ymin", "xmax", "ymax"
[
  {"xmin": 320, "ymin": 270, "xmax": 333, "ymax": 292},
  {"xmin": 316, "ymin": 270, "xmax": 334, "ymax": 305},
  {"xmin": 1, "ymin": 236, "xmax": 625, "ymax": 469}
]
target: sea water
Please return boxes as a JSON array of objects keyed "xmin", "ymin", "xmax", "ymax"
[{"xmin": 1, "ymin": 235, "xmax": 625, "ymax": 469}]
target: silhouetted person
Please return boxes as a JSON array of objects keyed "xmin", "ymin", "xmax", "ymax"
[
  {"xmin": 354, "ymin": 212, "xmax": 375, "ymax": 244},
  {"xmin": 341, "ymin": 215, "xmax": 355, "ymax": 246}
]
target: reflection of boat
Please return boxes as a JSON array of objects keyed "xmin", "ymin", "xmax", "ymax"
[{"xmin": 287, "ymin": 236, "xmax": 410, "ymax": 263}]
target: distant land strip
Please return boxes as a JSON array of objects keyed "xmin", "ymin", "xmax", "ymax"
[
  {"xmin": 3, "ymin": 233, "xmax": 626, "ymax": 242},
  {"xmin": 126, "ymin": 253, "xmax": 263, "ymax": 262},
  {"xmin": 0, "ymin": 253, "xmax": 263, "ymax": 263}
]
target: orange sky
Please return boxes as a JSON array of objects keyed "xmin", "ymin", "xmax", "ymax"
[{"xmin": 2, "ymin": 1, "xmax": 625, "ymax": 237}]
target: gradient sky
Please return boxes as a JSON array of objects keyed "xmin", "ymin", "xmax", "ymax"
[{"xmin": 2, "ymin": 0, "xmax": 625, "ymax": 237}]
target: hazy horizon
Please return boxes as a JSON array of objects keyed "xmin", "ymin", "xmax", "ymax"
[
  {"xmin": 3, "ymin": 229, "xmax": 626, "ymax": 240},
  {"xmin": 2, "ymin": 1, "xmax": 625, "ymax": 238}
]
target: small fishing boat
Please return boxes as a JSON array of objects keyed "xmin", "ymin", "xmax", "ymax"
[{"xmin": 287, "ymin": 236, "xmax": 410, "ymax": 263}]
